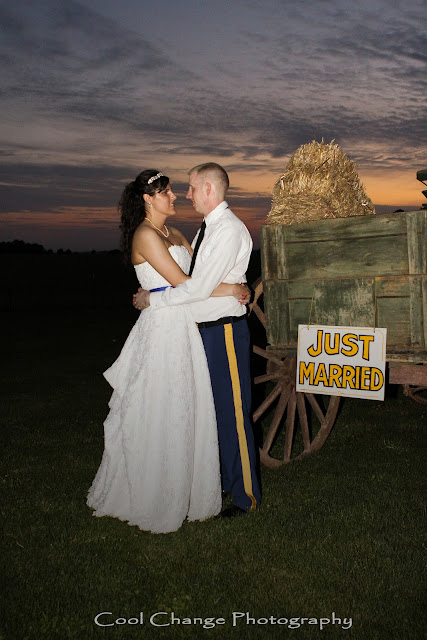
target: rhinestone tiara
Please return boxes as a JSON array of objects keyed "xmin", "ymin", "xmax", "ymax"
[{"xmin": 147, "ymin": 172, "xmax": 164, "ymax": 185}]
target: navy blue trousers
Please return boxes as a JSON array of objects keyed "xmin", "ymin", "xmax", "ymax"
[{"xmin": 199, "ymin": 318, "xmax": 261, "ymax": 511}]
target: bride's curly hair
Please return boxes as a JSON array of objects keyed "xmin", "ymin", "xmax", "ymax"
[{"xmin": 119, "ymin": 169, "xmax": 170, "ymax": 263}]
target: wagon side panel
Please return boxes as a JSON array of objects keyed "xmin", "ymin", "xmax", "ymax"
[{"xmin": 260, "ymin": 211, "xmax": 427, "ymax": 357}]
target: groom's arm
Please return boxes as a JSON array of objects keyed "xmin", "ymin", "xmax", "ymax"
[{"xmin": 146, "ymin": 229, "xmax": 248, "ymax": 310}]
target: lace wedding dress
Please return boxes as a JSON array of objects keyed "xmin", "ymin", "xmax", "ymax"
[{"xmin": 87, "ymin": 245, "xmax": 221, "ymax": 533}]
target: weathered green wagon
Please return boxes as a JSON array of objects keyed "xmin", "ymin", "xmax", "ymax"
[{"xmin": 250, "ymin": 210, "xmax": 427, "ymax": 468}]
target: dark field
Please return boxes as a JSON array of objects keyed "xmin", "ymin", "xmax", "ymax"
[
  {"xmin": 0, "ymin": 250, "xmax": 262, "ymax": 311},
  {"xmin": 1, "ymin": 252, "xmax": 425, "ymax": 640}
]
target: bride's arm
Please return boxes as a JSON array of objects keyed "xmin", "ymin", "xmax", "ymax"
[
  {"xmin": 132, "ymin": 227, "xmax": 189, "ymax": 287},
  {"xmin": 211, "ymin": 282, "xmax": 251, "ymax": 302}
]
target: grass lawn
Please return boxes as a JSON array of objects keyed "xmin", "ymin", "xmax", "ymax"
[{"xmin": 1, "ymin": 309, "xmax": 425, "ymax": 640}]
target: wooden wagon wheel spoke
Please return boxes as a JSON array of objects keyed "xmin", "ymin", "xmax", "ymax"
[
  {"xmin": 253, "ymin": 382, "xmax": 282, "ymax": 422},
  {"xmin": 307, "ymin": 395, "xmax": 341, "ymax": 453},
  {"xmin": 248, "ymin": 276, "xmax": 266, "ymax": 329},
  {"xmin": 250, "ymin": 278, "xmax": 341, "ymax": 468},
  {"xmin": 304, "ymin": 392, "xmax": 327, "ymax": 424},
  {"xmin": 262, "ymin": 384, "xmax": 292, "ymax": 453},
  {"xmin": 296, "ymin": 391, "xmax": 311, "ymax": 453},
  {"xmin": 254, "ymin": 371, "xmax": 287, "ymax": 384},
  {"xmin": 284, "ymin": 389, "xmax": 297, "ymax": 462},
  {"xmin": 253, "ymin": 345, "xmax": 284, "ymax": 366}
]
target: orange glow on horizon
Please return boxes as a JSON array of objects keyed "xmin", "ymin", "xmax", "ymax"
[
  {"xmin": 1, "ymin": 167, "xmax": 424, "ymax": 252},
  {"xmin": 359, "ymin": 171, "xmax": 423, "ymax": 207}
]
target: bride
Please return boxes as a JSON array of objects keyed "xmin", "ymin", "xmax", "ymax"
[{"xmin": 87, "ymin": 169, "xmax": 247, "ymax": 534}]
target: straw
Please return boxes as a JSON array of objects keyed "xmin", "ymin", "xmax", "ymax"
[{"xmin": 268, "ymin": 140, "xmax": 375, "ymax": 224}]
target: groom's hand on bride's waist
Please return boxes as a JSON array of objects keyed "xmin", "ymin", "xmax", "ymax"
[{"xmin": 133, "ymin": 287, "xmax": 150, "ymax": 311}]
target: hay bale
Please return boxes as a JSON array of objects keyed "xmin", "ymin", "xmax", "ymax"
[{"xmin": 268, "ymin": 140, "xmax": 375, "ymax": 224}]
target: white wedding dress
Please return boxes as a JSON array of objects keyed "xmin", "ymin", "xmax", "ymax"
[{"xmin": 87, "ymin": 245, "xmax": 221, "ymax": 533}]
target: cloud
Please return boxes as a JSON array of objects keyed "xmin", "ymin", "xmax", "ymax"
[
  {"xmin": 0, "ymin": 0, "xmax": 425, "ymax": 252},
  {"xmin": 220, "ymin": 0, "xmax": 427, "ymax": 162},
  {"xmin": 0, "ymin": 0, "xmax": 198, "ymax": 140},
  {"xmin": 0, "ymin": 161, "xmax": 198, "ymax": 213},
  {"xmin": 0, "ymin": 163, "xmax": 127, "ymax": 211},
  {"xmin": 1, "ymin": 0, "xmax": 424, "ymax": 170}
]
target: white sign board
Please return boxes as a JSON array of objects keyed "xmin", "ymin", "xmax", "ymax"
[{"xmin": 296, "ymin": 324, "xmax": 387, "ymax": 401}]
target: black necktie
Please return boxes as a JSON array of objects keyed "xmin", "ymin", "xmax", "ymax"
[{"xmin": 189, "ymin": 220, "xmax": 206, "ymax": 276}]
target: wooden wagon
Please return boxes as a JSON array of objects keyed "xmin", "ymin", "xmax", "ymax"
[{"xmin": 250, "ymin": 210, "xmax": 427, "ymax": 468}]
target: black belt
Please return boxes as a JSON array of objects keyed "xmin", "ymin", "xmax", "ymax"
[{"xmin": 197, "ymin": 315, "xmax": 246, "ymax": 329}]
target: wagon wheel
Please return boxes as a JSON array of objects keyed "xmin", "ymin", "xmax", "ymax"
[
  {"xmin": 249, "ymin": 278, "xmax": 340, "ymax": 469},
  {"xmin": 402, "ymin": 385, "xmax": 427, "ymax": 405}
]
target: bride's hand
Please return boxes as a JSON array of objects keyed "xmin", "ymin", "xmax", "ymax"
[
  {"xmin": 132, "ymin": 287, "xmax": 143, "ymax": 309},
  {"xmin": 133, "ymin": 287, "xmax": 151, "ymax": 311},
  {"xmin": 232, "ymin": 283, "xmax": 251, "ymax": 304},
  {"xmin": 210, "ymin": 282, "xmax": 251, "ymax": 301}
]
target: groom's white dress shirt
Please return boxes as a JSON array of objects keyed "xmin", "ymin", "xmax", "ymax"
[{"xmin": 149, "ymin": 201, "xmax": 252, "ymax": 323}]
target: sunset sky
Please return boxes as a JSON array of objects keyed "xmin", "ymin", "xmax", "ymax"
[{"xmin": 0, "ymin": 0, "xmax": 425, "ymax": 251}]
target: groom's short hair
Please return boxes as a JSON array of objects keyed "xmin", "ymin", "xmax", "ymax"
[{"xmin": 189, "ymin": 162, "xmax": 229, "ymax": 195}]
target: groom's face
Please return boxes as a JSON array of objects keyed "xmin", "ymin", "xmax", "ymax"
[{"xmin": 186, "ymin": 172, "xmax": 206, "ymax": 215}]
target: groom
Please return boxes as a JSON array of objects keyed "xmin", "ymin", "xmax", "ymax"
[{"xmin": 134, "ymin": 162, "xmax": 261, "ymax": 516}]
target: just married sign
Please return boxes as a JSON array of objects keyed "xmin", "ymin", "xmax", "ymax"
[{"xmin": 296, "ymin": 324, "xmax": 387, "ymax": 401}]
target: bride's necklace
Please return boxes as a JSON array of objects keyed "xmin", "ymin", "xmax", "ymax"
[{"xmin": 146, "ymin": 217, "xmax": 170, "ymax": 238}]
